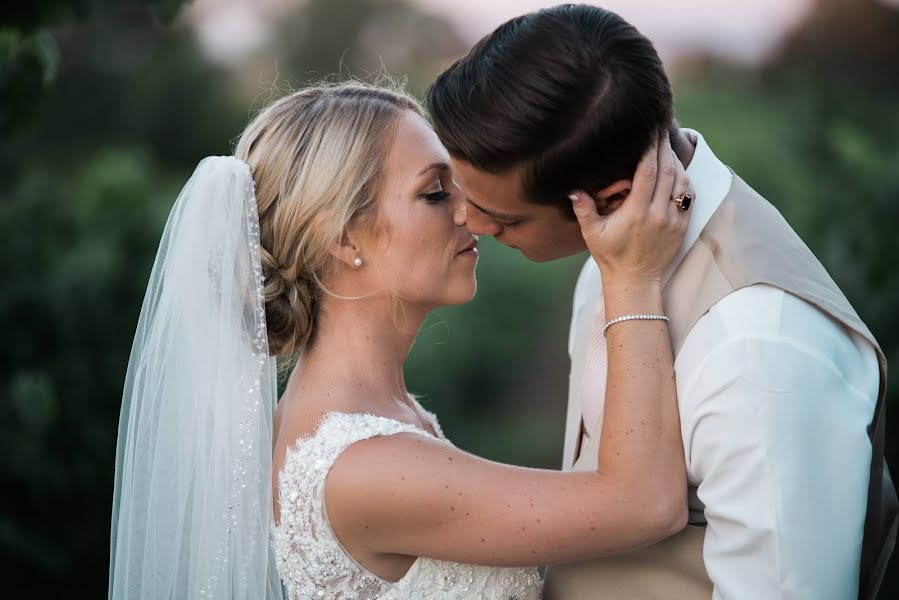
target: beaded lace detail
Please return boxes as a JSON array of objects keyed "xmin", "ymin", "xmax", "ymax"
[{"xmin": 271, "ymin": 410, "xmax": 542, "ymax": 599}]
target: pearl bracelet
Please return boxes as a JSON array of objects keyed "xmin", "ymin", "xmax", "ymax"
[{"xmin": 603, "ymin": 314, "xmax": 670, "ymax": 337}]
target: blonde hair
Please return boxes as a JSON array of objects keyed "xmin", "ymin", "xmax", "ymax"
[{"xmin": 235, "ymin": 81, "xmax": 422, "ymax": 356}]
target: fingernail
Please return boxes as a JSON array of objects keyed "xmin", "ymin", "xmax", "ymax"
[{"xmin": 568, "ymin": 193, "xmax": 580, "ymax": 203}]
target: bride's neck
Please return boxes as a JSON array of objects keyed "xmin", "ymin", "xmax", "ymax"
[{"xmin": 294, "ymin": 295, "xmax": 426, "ymax": 403}]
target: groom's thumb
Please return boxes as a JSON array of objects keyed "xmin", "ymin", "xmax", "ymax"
[{"xmin": 569, "ymin": 191, "xmax": 600, "ymax": 228}]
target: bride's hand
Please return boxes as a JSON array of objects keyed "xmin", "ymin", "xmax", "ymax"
[{"xmin": 569, "ymin": 132, "xmax": 692, "ymax": 287}]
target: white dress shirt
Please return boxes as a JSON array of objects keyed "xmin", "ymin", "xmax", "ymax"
[{"xmin": 566, "ymin": 130, "xmax": 880, "ymax": 599}]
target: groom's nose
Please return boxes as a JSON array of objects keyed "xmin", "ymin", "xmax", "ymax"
[{"xmin": 464, "ymin": 201, "xmax": 503, "ymax": 237}]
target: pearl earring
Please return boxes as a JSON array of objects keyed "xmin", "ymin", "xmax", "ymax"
[{"xmin": 353, "ymin": 257, "xmax": 363, "ymax": 268}]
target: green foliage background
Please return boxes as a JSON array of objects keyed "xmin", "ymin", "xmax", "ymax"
[{"xmin": 2, "ymin": 0, "xmax": 897, "ymax": 597}]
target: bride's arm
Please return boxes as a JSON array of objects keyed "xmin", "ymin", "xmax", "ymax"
[
  {"xmin": 327, "ymin": 133, "xmax": 691, "ymax": 567},
  {"xmin": 577, "ymin": 129, "xmax": 690, "ymax": 547}
]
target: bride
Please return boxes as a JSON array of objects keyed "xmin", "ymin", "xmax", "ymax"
[{"xmin": 108, "ymin": 81, "xmax": 692, "ymax": 599}]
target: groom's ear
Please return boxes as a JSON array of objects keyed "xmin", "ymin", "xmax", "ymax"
[{"xmin": 591, "ymin": 179, "xmax": 632, "ymax": 216}]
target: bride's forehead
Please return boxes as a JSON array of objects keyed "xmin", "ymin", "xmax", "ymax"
[{"xmin": 386, "ymin": 112, "xmax": 449, "ymax": 172}]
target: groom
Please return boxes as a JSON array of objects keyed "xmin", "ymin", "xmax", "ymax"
[{"xmin": 426, "ymin": 4, "xmax": 896, "ymax": 599}]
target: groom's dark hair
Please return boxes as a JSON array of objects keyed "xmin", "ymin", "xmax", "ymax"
[{"xmin": 426, "ymin": 4, "xmax": 676, "ymax": 214}]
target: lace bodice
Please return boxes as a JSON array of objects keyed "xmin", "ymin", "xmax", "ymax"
[{"xmin": 271, "ymin": 410, "xmax": 542, "ymax": 599}]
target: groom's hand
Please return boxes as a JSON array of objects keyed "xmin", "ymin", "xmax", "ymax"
[{"xmin": 569, "ymin": 131, "xmax": 692, "ymax": 286}]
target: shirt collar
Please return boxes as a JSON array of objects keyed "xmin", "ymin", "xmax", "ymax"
[{"xmin": 663, "ymin": 129, "xmax": 733, "ymax": 281}]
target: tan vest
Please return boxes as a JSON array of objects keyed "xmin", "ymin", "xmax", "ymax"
[{"xmin": 544, "ymin": 175, "xmax": 897, "ymax": 600}]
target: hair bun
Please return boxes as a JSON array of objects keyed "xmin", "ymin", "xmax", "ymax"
[{"xmin": 260, "ymin": 247, "xmax": 315, "ymax": 356}]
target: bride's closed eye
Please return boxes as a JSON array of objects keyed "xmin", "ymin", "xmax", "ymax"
[
  {"xmin": 417, "ymin": 180, "xmax": 452, "ymax": 203},
  {"xmin": 419, "ymin": 190, "xmax": 451, "ymax": 203}
]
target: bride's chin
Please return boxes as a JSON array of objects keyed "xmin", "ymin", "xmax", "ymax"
[{"xmin": 433, "ymin": 280, "xmax": 478, "ymax": 307}]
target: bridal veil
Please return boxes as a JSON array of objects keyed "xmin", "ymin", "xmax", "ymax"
[{"xmin": 108, "ymin": 156, "xmax": 285, "ymax": 599}]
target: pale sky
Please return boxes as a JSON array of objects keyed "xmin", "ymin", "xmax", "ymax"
[
  {"xmin": 187, "ymin": 0, "xmax": 897, "ymax": 66},
  {"xmin": 413, "ymin": 0, "xmax": 813, "ymax": 64}
]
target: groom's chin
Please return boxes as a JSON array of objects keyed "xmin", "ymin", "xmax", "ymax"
[
  {"xmin": 513, "ymin": 245, "xmax": 584, "ymax": 263},
  {"xmin": 497, "ymin": 232, "xmax": 588, "ymax": 263},
  {"xmin": 501, "ymin": 243, "xmax": 540, "ymax": 262}
]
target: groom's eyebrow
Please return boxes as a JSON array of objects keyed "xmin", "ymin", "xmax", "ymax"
[{"xmin": 467, "ymin": 199, "xmax": 525, "ymax": 222}]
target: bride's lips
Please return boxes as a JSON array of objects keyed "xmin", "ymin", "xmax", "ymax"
[{"xmin": 456, "ymin": 237, "xmax": 479, "ymax": 257}]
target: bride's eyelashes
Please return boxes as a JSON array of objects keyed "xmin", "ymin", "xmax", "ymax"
[
  {"xmin": 417, "ymin": 179, "xmax": 452, "ymax": 203},
  {"xmin": 418, "ymin": 190, "xmax": 451, "ymax": 203}
]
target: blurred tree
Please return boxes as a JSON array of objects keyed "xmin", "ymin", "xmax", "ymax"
[
  {"xmin": 268, "ymin": 0, "xmax": 467, "ymax": 95},
  {"xmin": 773, "ymin": 0, "xmax": 899, "ymax": 91},
  {"xmin": 0, "ymin": 150, "xmax": 177, "ymax": 596},
  {"xmin": 0, "ymin": 0, "xmax": 185, "ymax": 136},
  {"xmin": 1, "ymin": 11, "xmax": 248, "ymax": 174},
  {"xmin": 0, "ymin": 3, "xmax": 246, "ymax": 596}
]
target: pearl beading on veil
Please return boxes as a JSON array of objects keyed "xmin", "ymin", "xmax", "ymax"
[{"xmin": 200, "ymin": 158, "xmax": 274, "ymax": 598}]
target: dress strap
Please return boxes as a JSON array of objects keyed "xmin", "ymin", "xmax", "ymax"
[{"xmin": 272, "ymin": 412, "xmax": 436, "ymax": 598}]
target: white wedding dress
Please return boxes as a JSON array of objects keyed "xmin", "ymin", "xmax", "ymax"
[{"xmin": 271, "ymin": 409, "xmax": 542, "ymax": 599}]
